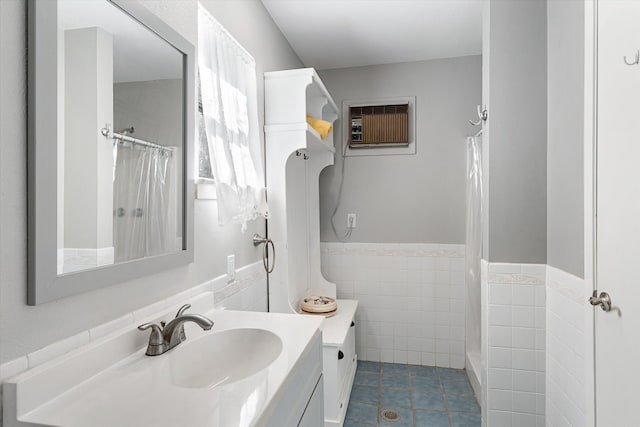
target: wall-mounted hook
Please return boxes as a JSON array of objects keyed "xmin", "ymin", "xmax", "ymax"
[
  {"xmin": 295, "ymin": 150, "xmax": 309, "ymax": 160},
  {"xmin": 469, "ymin": 105, "xmax": 488, "ymax": 126},
  {"xmin": 623, "ymin": 50, "xmax": 639, "ymax": 66}
]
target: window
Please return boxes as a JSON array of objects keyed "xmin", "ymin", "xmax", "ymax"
[
  {"xmin": 197, "ymin": 91, "xmax": 214, "ymax": 181},
  {"xmin": 197, "ymin": 5, "xmax": 268, "ymax": 228}
]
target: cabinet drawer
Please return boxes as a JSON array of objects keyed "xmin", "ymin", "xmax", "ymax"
[{"xmin": 337, "ymin": 318, "xmax": 356, "ymax": 391}]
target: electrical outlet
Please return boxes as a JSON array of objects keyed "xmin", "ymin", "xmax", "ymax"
[
  {"xmin": 347, "ymin": 213, "xmax": 357, "ymax": 228},
  {"xmin": 227, "ymin": 254, "xmax": 235, "ymax": 282}
]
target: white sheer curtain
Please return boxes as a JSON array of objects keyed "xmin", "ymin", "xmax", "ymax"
[{"xmin": 197, "ymin": 5, "xmax": 268, "ymax": 231}]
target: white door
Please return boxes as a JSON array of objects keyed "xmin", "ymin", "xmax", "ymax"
[{"xmin": 595, "ymin": 1, "xmax": 640, "ymax": 424}]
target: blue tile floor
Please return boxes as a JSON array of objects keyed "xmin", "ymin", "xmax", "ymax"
[{"xmin": 345, "ymin": 362, "xmax": 480, "ymax": 427}]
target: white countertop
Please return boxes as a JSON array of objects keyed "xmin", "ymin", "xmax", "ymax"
[
  {"xmin": 310, "ymin": 299, "xmax": 358, "ymax": 347},
  {"xmin": 5, "ymin": 309, "xmax": 324, "ymax": 427}
]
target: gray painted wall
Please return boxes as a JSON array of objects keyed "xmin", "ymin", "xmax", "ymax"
[
  {"xmin": 484, "ymin": 0, "xmax": 548, "ymax": 264},
  {"xmin": 114, "ymin": 79, "xmax": 183, "ymax": 149},
  {"xmin": 318, "ymin": 56, "xmax": 482, "ymax": 244},
  {"xmin": 547, "ymin": 0, "xmax": 585, "ymax": 278},
  {"xmin": 0, "ymin": 0, "xmax": 302, "ymax": 364}
]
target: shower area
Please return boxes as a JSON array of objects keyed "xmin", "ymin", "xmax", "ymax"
[
  {"xmin": 111, "ymin": 78, "xmax": 184, "ymax": 263},
  {"xmin": 465, "ymin": 132, "xmax": 483, "ymax": 396},
  {"xmin": 112, "ymin": 137, "xmax": 178, "ymax": 263}
]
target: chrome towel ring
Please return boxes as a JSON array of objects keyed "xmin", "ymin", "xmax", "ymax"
[{"xmin": 253, "ymin": 234, "xmax": 275, "ymax": 274}]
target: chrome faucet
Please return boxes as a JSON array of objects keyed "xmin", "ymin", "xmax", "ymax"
[{"xmin": 137, "ymin": 304, "xmax": 214, "ymax": 356}]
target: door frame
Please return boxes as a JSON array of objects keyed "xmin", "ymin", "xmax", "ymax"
[{"xmin": 585, "ymin": 0, "xmax": 598, "ymax": 425}]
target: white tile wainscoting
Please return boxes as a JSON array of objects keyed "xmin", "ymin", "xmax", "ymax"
[
  {"xmin": 546, "ymin": 266, "xmax": 593, "ymax": 427},
  {"xmin": 320, "ymin": 242, "xmax": 466, "ymax": 368},
  {"xmin": 0, "ymin": 261, "xmax": 267, "ymax": 422},
  {"xmin": 1, "ymin": 256, "xmax": 597, "ymax": 427},
  {"xmin": 482, "ymin": 262, "xmax": 546, "ymax": 427}
]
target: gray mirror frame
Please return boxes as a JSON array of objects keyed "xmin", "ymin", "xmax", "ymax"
[{"xmin": 27, "ymin": 0, "xmax": 195, "ymax": 305}]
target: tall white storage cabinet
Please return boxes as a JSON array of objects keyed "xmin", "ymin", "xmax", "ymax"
[{"xmin": 264, "ymin": 68, "xmax": 358, "ymax": 427}]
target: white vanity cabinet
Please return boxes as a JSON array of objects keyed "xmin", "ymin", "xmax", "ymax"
[
  {"xmin": 2, "ymin": 302, "xmax": 327, "ymax": 427},
  {"xmin": 299, "ymin": 377, "xmax": 325, "ymax": 427},
  {"xmin": 321, "ymin": 300, "xmax": 358, "ymax": 426},
  {"xmin": 262, "ymin": 329, "xmax": 325, "ymax": 427}
]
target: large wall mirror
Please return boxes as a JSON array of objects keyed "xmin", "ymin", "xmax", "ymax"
[{"xmin": 28, "ymin": 0, "xmax": 195, "ymax": 305}]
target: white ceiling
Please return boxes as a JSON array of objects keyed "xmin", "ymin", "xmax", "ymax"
[
  {"xmin": 58, "ymin": 0, "xmax": 183, "ymax": 83},
  {"xmin": 261, "ymin": 0, "xmax": 483, "ymax": 70}
]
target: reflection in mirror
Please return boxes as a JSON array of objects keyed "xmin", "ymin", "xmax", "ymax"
[{"xmin": 56, "ymin": 0, "xmax": 184, "ymax": 274}]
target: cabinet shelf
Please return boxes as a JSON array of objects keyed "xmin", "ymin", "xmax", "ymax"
[
  {"xmin": 264, "ymin": 67, "xmax": 339, "ymax": 313},
  {"xmin": 264, "ymin": 68, "xmax": 357, "ymax": 427},
  {"xmin": 265, "ymin": 68, "xmax": 339, "ymax": 116},
  {"xmin": 264, "ymin": 122, "xmax": 336, "ymax": 153}
]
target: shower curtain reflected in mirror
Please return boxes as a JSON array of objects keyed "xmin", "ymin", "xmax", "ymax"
[
  {"xmin": 465, "ymin": 134, "xmax": 482, "ymax": 381},
  {"xmin": 112, "ymin": 141, "xmax": 177, "ymax": 263}
]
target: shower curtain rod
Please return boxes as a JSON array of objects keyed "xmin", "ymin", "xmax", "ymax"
[{"xmin": 101, "ymin": 126, "xmax": 175, "ymax": 153}]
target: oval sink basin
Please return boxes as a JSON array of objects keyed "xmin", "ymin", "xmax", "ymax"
[{"xmin": 169, "ymin": 328, "xmax": 283, "ymax": 388}]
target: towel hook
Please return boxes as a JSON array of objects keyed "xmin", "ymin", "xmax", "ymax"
[
  {"xmin": 469, "ymin": 105, "xmax": 488, "ymax": 126},
  {"xmin": 623, "ymin": 50, "xmax": 639, "ymax": 66},
  {"xmin": 295, "ymin": 150, "xmax": 310, "ymax": 160}
]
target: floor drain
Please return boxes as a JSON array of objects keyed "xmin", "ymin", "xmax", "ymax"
[{"xmin": 380, "ymin": 409, "xmax": 401, "ymax": 422}]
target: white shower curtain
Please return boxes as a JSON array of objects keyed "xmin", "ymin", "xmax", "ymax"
[
  {"xmin": 113, "ymin": 142, "xmax": 177, "ymax": 263},
  {"xmin": 465, "ymin": 135, "xmax": 483, "ymax": 359},
  {"xmin": 146, "ymin": 147, "xmax": 177, "ymax": 256},
  {"xmin": 197, "ymin": 5, "xmax": 268, "ymax": 231}
]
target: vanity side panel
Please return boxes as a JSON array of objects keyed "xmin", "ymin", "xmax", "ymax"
[{"xmin": 261, "ymin": 330, "xmax": 323, "ymax": 427}]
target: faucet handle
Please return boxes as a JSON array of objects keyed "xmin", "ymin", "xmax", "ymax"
[
  {"xmin": 137, "ymin": 323, "xmax": 164, "ymax": 346},
  {"xmin": 175, "ymin": 304, "xmax": 191, "ymax": 318},
  {"xmin": 173, "ymin": 304, "xmax": 191, "ymax": 343}
]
